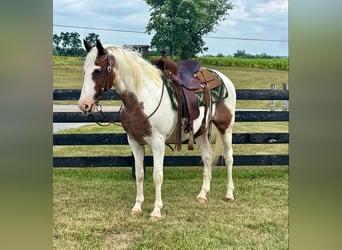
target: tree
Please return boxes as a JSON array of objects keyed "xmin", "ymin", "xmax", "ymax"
[
  {"xmin": 145, "ymin": 0, "xmax": 233, "ymax": 59},
  {"xmin": 69, "ymin": 32, "xmax": 82, "ymax": 56},
  {"xmin": 84, "ymin": 33, "xmax": 100, "ymax": 46},
  {"xmin": 53, "ymin": 32, "xmax": 85, "ymax": 56},
  {"xmin": 52, "ymin": 32, "xmax": 100, "ymax": 56},
  {"xmin": 53, "ymin": 34, "xmax": 62, "ymax": 54},
  {"xmin": 61, "ymin": 32, "xmax": 71, "ymax": 53},
  {"xmin": 234, "ymin": 50, "xmax": 248, "ymax": 58}
]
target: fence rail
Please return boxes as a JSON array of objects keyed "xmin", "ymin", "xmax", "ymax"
[
  {"xmin": 53, "ymin": 89, "xmax": 289, "ymax": 101},
  {"xmin": 53, "ymin": 133, "xmax": 289, "ymax": 145},
  {"xmin": 53, "ymin": 89, "xmax": 289, "ymax": 168},
  {"xmin": 53, "ymin": 110, "xmax": 288, "ymax": 123}
]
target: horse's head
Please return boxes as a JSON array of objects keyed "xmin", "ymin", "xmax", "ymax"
[{"xmin": 78, "ymin": 39, "xmax": 116, "ymax": 114}]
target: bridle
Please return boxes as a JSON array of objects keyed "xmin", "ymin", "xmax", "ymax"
[
  {"xmin": 89, "ymin": 52, "xmax": 166, "ymax": 127},
  {"xmin": 93, "ymin": 53, "xmax": 115, "ymax": 103}
]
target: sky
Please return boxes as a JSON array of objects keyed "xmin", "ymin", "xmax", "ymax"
[{"xmin": 53, "ymin": 0, "xmax": 288, "ymax": 57}]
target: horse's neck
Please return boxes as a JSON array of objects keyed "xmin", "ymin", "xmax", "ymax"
[
  {"xmin": 114, "ymin": 69, "xmax": 136, "ymax": 95},
  {"xmin": 115, "ymin": 66, "xmax": 158, "ymax": 100}
]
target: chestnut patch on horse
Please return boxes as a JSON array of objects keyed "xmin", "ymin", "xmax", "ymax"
[
  {"xmin": 120, "ymin": 90, "xmax": 152, "ymax": 143},
  {"xmin": 212, "ymin": 101, "xmax": 233, "ymax": 134},
  {"xmin": 92, "ymin": 52, "xmax": 115, "ymax": 100},
  {"xmin": 91, "ymin": 67, "xmax": 107, "ymax": 100}
]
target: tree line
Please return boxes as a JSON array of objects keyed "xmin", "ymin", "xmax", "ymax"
[
  {"xmin": 53, "ymin": 32, "xmax": 99, "ymax": 56},
  {"xmin": 232, "ymin": 50, "xmax": 283, "ymax": 59},
  {"xmin": 53, "ymin": 32, "xmax": 281, "ymax": 59}
]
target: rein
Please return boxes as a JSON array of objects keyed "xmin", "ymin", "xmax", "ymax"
[
  {"xmin": 89, "ymin": 59, "xmax": 166, "ymax": 127},
  {"xmin": 88, "ymin": 104, "xmax": 122, "ymax": 127}
]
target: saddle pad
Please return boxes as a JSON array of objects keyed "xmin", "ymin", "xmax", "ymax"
[
  {"xmin": 196, "ymin": 69, "xmax": 228, "ymax": 106},
  {"xmin": 163, "ymin": 69, "xmax": 228, "ymax": 110}
]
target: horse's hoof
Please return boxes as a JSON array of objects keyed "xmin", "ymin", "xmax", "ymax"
[
  {"xmin": 196, "ymin": 197, "xmax": 207, "ymax": 204},
  {"xmin": 225, "ymin": 197, "xmax": 235, "ymax": 202},
  {"xmin": 149, "ymin": 216, "xmax": 162, "ymax": 222},
  {"xmin": 130, "ymin": 210, "xmax": 142, "ymax": 216}
]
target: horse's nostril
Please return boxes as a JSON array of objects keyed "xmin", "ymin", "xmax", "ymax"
[{"xmin": 84, "ymin": 104, "xmax": 89, "ymax": 110}]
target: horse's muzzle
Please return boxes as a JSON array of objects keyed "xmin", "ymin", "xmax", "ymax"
[{"xmin": 78, "ymin": 100, "xmax": 96, "ymax": 115}]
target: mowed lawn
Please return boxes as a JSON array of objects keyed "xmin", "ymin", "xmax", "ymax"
[
  {"xmin": 54, "ymin": 166, "xmax": 288, "ymax": 250},
  {"xmin": 53, "ymin": 55, "xmax": 288, "ymax": 249}
]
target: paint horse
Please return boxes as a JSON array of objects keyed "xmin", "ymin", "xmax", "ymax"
[{"xmin": 78, "ymin": 40, "xmax": 236, "ymax": 220}]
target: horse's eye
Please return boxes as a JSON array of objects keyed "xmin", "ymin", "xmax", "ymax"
[{"xmin": 94, "ymin": 68, "xmax": 102, "ymax": 74}]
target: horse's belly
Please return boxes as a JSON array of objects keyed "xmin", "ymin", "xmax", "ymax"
[
  {"xmin": 165, "ymin": 118, "xmax": 189, "ymax": 144},
  {"xmin": 165, "ymin": 107, "xmax": 206, "ymax": 144}
]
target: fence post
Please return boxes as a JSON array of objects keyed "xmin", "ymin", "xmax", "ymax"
[
  {"xmin": 270, "ymin": 83, "xmax": 276, "ymax": 111},
  {"xmin": 282, "ymin": 83, "xmax": 288, "ymax": 111}
]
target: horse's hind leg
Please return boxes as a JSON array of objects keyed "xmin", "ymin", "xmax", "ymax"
[
  {"xmin": 196, "ymin": 134, "xmax": 213, "ymax": 203},
  {"xmin": 212, "ymin": 101, "xmax": 235, "ymax": 202},
  {"xmin": 221, "ymin": 127, "xmax": 235, "ymax": 201}
]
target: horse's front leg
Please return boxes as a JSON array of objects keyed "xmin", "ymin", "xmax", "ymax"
[
  {"xmin": 149, "ymin": 137, "xmax": 165, "ymax": 220},
  {"xmin": 128, "ymin": 138, "xmax": 145, "ymax": 215}
]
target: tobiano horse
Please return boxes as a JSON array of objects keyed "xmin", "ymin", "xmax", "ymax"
[{"xmin": 78, "ymin": 40, "xmax": 236, "ymax": 220}]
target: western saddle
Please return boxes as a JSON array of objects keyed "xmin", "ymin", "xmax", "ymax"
[{"xmin": 151, "ymin": 54, "xmax": 222, "ymax": 151}]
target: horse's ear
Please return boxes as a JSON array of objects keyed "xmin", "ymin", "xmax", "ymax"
[
  {"xmin": 83, "ymin": 39, "xmax": 93, "ymax": 52},
  {"xmin": 96, "ymin": 39, "xmax": 105, "ymax": 56}
]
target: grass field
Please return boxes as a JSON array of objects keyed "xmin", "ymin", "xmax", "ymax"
[
  {"xmin": 54, "ymin": 166, "xmax": 288, "ymax": 249},
  {"xmin": 53, "ymin": 55, "xmax": 288, "ymax": 249}
]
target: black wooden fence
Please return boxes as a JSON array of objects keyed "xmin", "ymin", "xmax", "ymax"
[{"xmin": 53, "ymin": 89, "xmax": 289, "ymax": 167}]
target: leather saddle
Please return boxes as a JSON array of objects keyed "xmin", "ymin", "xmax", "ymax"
[
  {"xmin": 152, "ymin": 56, "xmax": 221, "ymax": 150},
  {"xmin": 177, "ymin": 60, "xmax": 201, "ymax": 89}
]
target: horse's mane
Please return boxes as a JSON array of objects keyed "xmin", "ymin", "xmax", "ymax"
[{"xmin": 84, "ymin": 45, "xmax": 162, "ymax": 93}]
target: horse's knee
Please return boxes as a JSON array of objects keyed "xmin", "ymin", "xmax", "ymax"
[{"xmin": 153, "ymin": 171, "xmax": 163, "ymax": 184}]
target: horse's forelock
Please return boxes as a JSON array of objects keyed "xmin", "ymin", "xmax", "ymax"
[{"xmin": 83, "ymin": 48, "xmax": 98, "ymax": 71}]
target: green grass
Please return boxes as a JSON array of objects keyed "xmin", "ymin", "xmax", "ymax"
[
  {"xmin": 54, "ymin": 166, "xmax": 288, "ymax": 249},
  {"xmin": 53, "ymin": 56, "xmax": 84, "ymax": 89}
]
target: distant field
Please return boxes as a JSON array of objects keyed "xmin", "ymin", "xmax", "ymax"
[
  {"xmin": 53, "ymin": 56, "xmax": 288, "ymax": 110},
  {"xmin": 198, "ymin": 56, "xmax": 288, "ymax": 70},
  {"xmin": 53, "ymin": 55, "xmax": 288, "ymax": 89}
]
